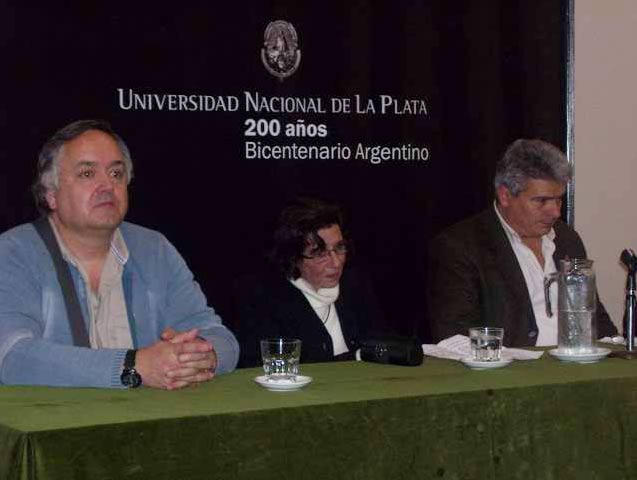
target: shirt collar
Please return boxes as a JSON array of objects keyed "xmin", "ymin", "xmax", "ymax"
[
  {"xmin": 110, "ymin": 228, "xmax": 129, "ymax": 265},
  {"xmin": 47, "ymin": 217, "xmax": 129, "ymax": 266},
  {"xmin": 493, "ymin": 201, "xmax": 556, "ymax": 244}
]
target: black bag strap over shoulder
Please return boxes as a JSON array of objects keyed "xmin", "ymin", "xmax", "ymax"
[
  {"xmin": 32, "ymin": 217, "xmax": 90, "ymax": 347},
  {"xmin": 359, "ymin": 336, "xmax": 424, "ymax": 366}
]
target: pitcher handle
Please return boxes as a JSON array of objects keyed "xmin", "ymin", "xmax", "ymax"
[{"xmin": 544, "ymin": 273, "xmax": 559, "ymax": 317}]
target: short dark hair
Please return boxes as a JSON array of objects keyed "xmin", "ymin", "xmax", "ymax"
[
  {"xmin": 494, "ymin": 139, "xmax": 571, "ymax": 196},
  {"xmin": 32, "ymin": 119, "xmax": 134, "ymax": 214},
  {"xmin": 270, "ymin": 197, "xmax": 347, "ymax": 279}
]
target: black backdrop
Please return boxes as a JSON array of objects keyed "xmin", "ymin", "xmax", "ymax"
[{"xmin": 1, "ymin": 2, "xmax": 567, "ymax": 341}]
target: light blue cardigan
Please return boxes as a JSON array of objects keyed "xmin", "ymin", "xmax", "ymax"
[{"xmin": 0, "ymin": 220, "xmax": 239, "ymax": 388}]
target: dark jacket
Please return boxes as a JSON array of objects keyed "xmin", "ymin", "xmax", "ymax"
[
  {"xmin": 234, "ymin": 267, "xmax": 385, "ymax": 367},
  {"xmin": 427, "ymin": 208, "xmax": 617, "ymax": 347}
]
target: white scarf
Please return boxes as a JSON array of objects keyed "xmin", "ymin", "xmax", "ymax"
[{"xmin": 290, "ymin": 277, "xmax": 349, "ymax": 356}]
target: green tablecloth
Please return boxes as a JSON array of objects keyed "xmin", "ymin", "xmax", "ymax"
[{"xmin": 2, "ymin": 352, "xmax": 637, "ymax": 480}]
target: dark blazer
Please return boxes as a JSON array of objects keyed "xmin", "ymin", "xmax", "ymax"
[
  {"xmin": 427, "ymin": 208, "xmax": 617, "ymax": 347},
  {"xmin": 233, "ymin": 267, "xmax": 386, "ymax": 367}
]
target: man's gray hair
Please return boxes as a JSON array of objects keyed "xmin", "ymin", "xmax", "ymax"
[
  {"xmin": 32, "ymin": 119, "xmax": 134, "ymax": 214},
  {"xmin": 494, "ymin": 139, "xmax": 571, "ymax": 196}
]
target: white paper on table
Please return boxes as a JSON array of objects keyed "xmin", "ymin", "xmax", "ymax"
[
  {"xmin": 422, "ymin": 334, "xmax": 544, "ymax": 361},
  {"xmin": 599, "ymin": 336, "xmax": 633, "ymax": 345}
]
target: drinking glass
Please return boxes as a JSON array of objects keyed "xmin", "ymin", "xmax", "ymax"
[
  {"xmin": 260, "ymin": 338, "xmax": 302, "ymax": 381},
  {"xmin": 469, "ymin": 327, "xmax": 504, "ymax": 362}
]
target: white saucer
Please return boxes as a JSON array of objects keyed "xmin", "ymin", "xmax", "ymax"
[
  {"xmin": 548, "ymin": 347, "xmax": 611, "ymax": 364},
  {"xmin": 460, "ymin": 357, "xmax": 513, "ymax": 370},
  {"xmin": 254, "ymin": 375, "xmax": 313, "ymax": 391}
]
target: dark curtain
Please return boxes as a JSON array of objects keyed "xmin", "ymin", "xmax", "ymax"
[{"xmin": 1, "ymin": 1, "xmax": 566, "ymax": 341}]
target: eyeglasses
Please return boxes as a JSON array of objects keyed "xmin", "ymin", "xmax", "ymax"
[{"xmin": 302, "ymin": 243, "xmax": 348, "ymax": 261}]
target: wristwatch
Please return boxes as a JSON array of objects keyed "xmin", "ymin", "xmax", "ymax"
[{"xmin": 120, "ymin": 349, "xmax": 142, "ymax": 388}]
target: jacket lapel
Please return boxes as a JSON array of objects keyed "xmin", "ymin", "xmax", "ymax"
[
  {"xmin": 481, "ymin": 209, "xmax": 532, "ymax": 308},
  {"xmin": 272, "ymin": 279, "xmax": 330, "ymax": 340},
  {"xmin": 552, "ymin": 224, "xmax": 569, "ymax": 265}
]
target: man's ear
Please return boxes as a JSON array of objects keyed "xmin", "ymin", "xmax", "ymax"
[
  {"xmin": 495, "ymin": 185, "xmax": 513, "ymax": 208},
  {"xmin": 45, "ymin": 189, "xmax": 57, "ymax": 211}
]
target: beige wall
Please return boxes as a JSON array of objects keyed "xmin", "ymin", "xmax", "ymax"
[{"xmin": 575, "ymin": 0, "xmax": 637, "ymax": 331}]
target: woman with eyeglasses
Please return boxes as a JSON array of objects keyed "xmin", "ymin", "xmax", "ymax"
[{"xmin": 234, "ymin": 197, "xmax": 386, "ymax": 367}]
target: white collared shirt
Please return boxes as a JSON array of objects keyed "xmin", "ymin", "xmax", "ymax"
[{"xmin": 494, "ymin": 203, "xmax": 558, "ymax": 346}]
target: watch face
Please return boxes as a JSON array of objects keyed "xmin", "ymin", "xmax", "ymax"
[{"xmin": 121, "ymin": 369, "xmax": 142, "ymax": 388}]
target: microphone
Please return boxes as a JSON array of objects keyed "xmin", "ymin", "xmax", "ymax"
[
  {"xmin": 620, "ymin": 248, "xmax": 637, "ymax": 274},
  {"xmin": 621, "ymin": 248, "xmax": 637, "ymax": 354}
]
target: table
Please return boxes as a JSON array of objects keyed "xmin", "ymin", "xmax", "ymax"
[{"xmin": 2, "ymin": 352, "xmax": 637, "ymax": 480}]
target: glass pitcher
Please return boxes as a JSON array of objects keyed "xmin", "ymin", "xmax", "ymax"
[{"xmin": 544, "ymin": 258, "xmax": 597, "ymax": 354}]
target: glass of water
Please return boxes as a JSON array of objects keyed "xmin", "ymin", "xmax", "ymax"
[
  {"xmin": 260, "ymin": 338, "xmax": 302, "ymax": 381},
  {"xmin": 469, "ymin": 327, "xmax": 504, "ymax": 362}
]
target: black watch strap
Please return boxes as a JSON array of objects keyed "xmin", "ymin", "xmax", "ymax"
[
  {"xmin": 124, "ymin": 349, "xmax": 137, "ymax": 369},
  {"xmin": 121, "ymin": 349, "xmax": 142, "ymax": 388}
]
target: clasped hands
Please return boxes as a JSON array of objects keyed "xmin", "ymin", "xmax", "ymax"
[{"xmin": 136, "ymin": 327, "xmax": 217, "ymax": 390}]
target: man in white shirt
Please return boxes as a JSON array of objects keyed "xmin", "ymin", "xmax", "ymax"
[{"xmin": 427, "ymin": 139, "xmax": 617, "ymax": 346}]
